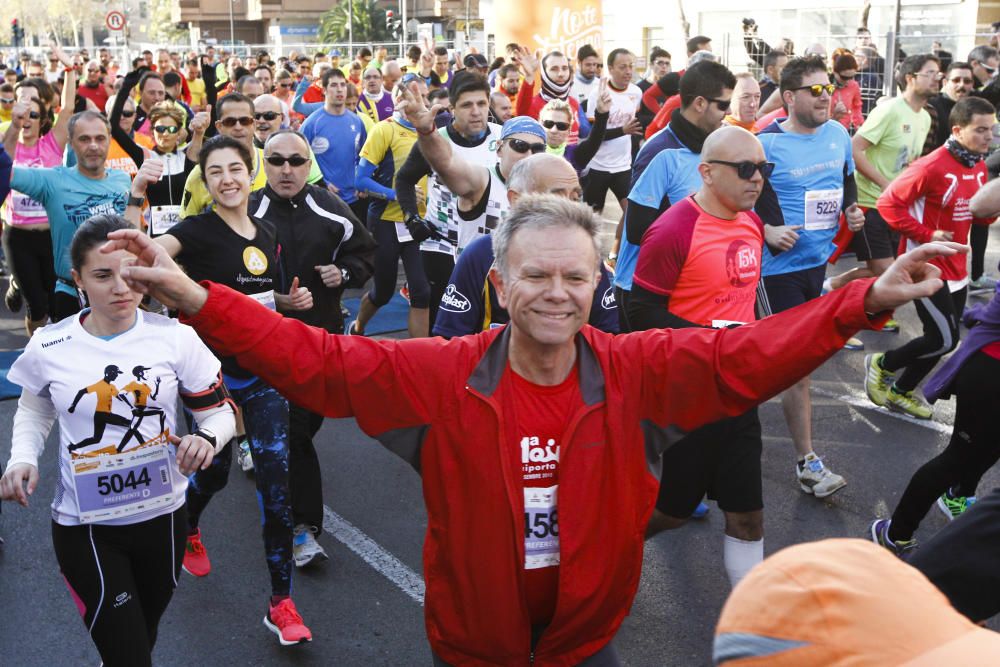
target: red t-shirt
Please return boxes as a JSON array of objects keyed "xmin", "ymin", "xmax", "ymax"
[
  {"xmin": 76, "ymin": 83, "xmax": 109, "ymax": 112},
  {"xmin": 500, "ymin": 362, "xmax": 581, "ymax": 626},
  {"xmin": 633, "ymin": 196, "xmax": 764, "ymax": 326}
]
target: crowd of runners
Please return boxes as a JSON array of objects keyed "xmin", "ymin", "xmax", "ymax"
[{"xmin": 0, "ymin": 20, "xmax": 999, "ymax": 666}]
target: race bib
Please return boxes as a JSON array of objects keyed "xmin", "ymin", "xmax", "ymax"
[
  {"xmin": 10, "ymin": 191, "xmax": 46, "ymax": 220},
  {"xmin": 246, "ymin": 289, "xmax": 276, "ymax": 311},
  {"xmin": 150, "ymin": 205, "xmax": 182, "ymax": 236},
  {"xmin": 804, "ymin": 189, "xmax": 843, "ymax": 231},
  {"xmin": 524, "ymin": 486, "xmax": 560, "ymax": 570},
  {"xmin": 73, "ymin": 435, "xmax": 174, "ymax": 524}
]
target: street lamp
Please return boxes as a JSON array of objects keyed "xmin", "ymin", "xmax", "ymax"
[{"xmin": 229, "ymin": 0, "xmax": 236, "ymax": 47}]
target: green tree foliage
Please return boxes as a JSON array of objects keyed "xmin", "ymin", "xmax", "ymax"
[{"xmin": 319, "ymin": 0, "xmax": 394, "ymax": 44}]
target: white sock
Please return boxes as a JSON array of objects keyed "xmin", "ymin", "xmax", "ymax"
[
  {"xmin": 724, "ymin": 535, "xmax": 764, "ymax": 587},
  {"xmin": 822, "ymin": 277, "xmax": 833, "ymax": 293}
]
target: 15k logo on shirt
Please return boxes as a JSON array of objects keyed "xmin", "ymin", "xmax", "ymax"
[{"xmin": 725, "ymin": 240, "xmax": 759, "ymax": 288}]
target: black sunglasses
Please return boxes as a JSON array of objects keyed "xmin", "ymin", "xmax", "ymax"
[
  {"xmin": 707, "ymin": 160, "xmax": 775, "ymax": 180},
  {"xmin": 121, "ymin": 109, "xmax": 135, "ymax": 118},
  {"xmin": 505, "ymin": 138, "xmax": 546, "ymax": 154},
  {"xmin": 264, "ymin": 154, "xmax": 310, "ymax": 167},
  {"xmin": 154, "ymin": 124, "xmax": 179, "ymax": 134},
  {"xmin": 0, "ymin": 97, "xmax": 13, "ymax": 104},
  {"xmin": 704, "ymin": 96, "xmax": 731, "ymax": 112},
  {"xmin": 794, "ymin": 83, "xmax": 836, "ymax": 97},
  {"xmin": 278, "ymin": 82, "xmax": 294, "ymax": 88},
  {"xmin": 220, "ymin": 116, "xmax": 254, "ymax": 127},
  {"xmin": 254, "ymin": 111, "xmax": 281, "ymax": 121},
  {"xmin": 542, "ymin": 120, "xmax": 570, "ymax": 131}
]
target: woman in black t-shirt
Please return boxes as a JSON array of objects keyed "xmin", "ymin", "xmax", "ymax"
[{"xmin": 133, "ymin": 135, "xmax": 315, "ymax": 646}]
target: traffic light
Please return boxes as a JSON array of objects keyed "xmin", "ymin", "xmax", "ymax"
[
  {"xmin": 10, "ymin": 19, "xmax": 22, "ymax": 45},
  {"xmin": 385, "ymin": 9, "xmax": 400, "ymax": 38}
]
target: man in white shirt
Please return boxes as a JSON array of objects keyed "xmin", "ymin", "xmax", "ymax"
[{"xmin": 583, "ymin": 49, "xmax": 642, "ymax": 214}]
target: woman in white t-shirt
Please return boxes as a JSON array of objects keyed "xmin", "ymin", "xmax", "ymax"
[{"xmin": 0, "ymin": 214, "xmax": 236, "ymax": 667}]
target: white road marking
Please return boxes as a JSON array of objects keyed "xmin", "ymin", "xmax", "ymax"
[
  {"xmin": 322, "ymin": 505, "xmax": 425, "ymax": 605},
  {"xmin": 812, "ymin": 386, "xmax": 952, "ymax": 434},
  {"xmin": 847, "ymin": 405, "xmax": 881, "ymax": 434}
]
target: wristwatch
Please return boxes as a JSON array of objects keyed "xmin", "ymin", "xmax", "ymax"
[
  {"xmin": 193, "ymin": 428, "xmax": 218, "ymax": 448},
  {"xmin": 127, "ymin": 194, "xmax": 145, "ymax": 208}
]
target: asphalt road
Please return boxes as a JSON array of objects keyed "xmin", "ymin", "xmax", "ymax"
[{"xmin": 1, "ymin": 229, "xmax": 999, "ymax": 666}]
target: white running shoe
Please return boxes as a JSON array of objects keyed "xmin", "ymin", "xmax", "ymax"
[
  {"xmin": 797, "ymin": 453, "xmax": 847, "ymax": 498},
  {"xmin": 237, "ymin": 439, "xmax": 254, "ymax": 473},
  {"xmin": 293, "ymin": 524, "xmax": 329, "ymax": 568}
]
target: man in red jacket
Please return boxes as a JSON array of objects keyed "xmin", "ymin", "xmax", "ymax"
[
  {"xmin": 103, "ymin": 195, "xmax": 958, "ymax": 665},
  {"xmin": 865, "ymin": 96, "xmax": 996, "ymax": 419}
]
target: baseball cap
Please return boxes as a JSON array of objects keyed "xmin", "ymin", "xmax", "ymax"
[
  {"xmin": 463, "ymin": 53, "xmax": 488, "ymax": 69},
  {"xmin": 500, "ymin": 116, "xmax": 546, "ymax": 142},
  {"xmin": 331, "ymin": 49, "xmax": 343, "ymax": 57},
  {"xmin": 714, "ymin": 539, "xmax": 1000, "ymax": 665}
]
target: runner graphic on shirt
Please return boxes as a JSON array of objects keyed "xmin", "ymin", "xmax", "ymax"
[
  {"xmin": 116, "ymin": 366, "xmax": 166, "ymax": 451},
  {"xmin": 67, "ymin": 365, "xmax": 132, "ymax": 451}
]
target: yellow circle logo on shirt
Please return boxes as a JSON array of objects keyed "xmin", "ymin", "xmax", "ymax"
[{"xmin": 243, "ymin": 246, "xmax": 268, "ymax": 276}]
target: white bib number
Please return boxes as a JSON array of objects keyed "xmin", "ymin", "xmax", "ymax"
[
  {"xmin": 524, "ymin": 486, "xmax": 560, "ymax": 570},
  {"xmin": 804, "ymin": 188, "xmax": 843, "ymax": 231},
  {"xmin": 150, "ymin": 205, "xmax": 182, "ymax": 236},
  {"xmin": 247, "ymin": 289, "xmax": 276, "ymax": 311},
  {"xmin": 73, "ymin": 437, "xmax": 174, "ymax": 524}
]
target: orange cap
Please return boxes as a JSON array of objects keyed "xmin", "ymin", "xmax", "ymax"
[{"xmin": 714, "ymin": 538, "xmax": 1000, "ymax": 665}]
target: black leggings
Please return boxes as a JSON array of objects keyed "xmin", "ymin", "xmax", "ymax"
[
  {"xmin": 970, "ymin": 223, "xmax": 989, "ymax": 282},
  {"xmin": 51, "ymin": 506, "xmax": 187, "ymax": 667},
  {"xmin": 881, "ymin": 285, "xmax": 966, "ymax": 392},
  {"xmin": 422, "ymin": 250, "xmax": 454, "ymax": 331},
  {"xmin": 367, "ymin": 218, "xmax": 430, "ymax": 308},
  {"xmin": 289, "ymin": 404, "xmax": 325, "ymax": 534},
  {"xmin": 3, "ymin": 225, "xmax": 55, "ymax": 320},
  {"xmin": 889, "ymin": 352, "xmax": 1000, "ymax": 542}
]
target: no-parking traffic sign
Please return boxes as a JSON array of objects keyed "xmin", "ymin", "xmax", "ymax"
[{"xmin": 106, "ymin": 11, "xmax": 126, "ymax": 32}]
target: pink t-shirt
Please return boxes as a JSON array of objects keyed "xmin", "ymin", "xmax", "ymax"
[{"xmin": 6, "ymin": 132, "xmax": 63, "ymax": 226}]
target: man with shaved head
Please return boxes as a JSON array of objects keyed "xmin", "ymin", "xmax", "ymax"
[
  {"xmin": 249, "ymin": 128, "xmax": 375, "ymax": 566},
  {"xmin": 253, "ymin": 94, "xmax": 326, "ymax": 187},
  {"xmin": 381, "ymin": 60, "xmax": 402, "ymax": 95},
  {"xmin": 433, "ymin": 153, "xmax": 619, "ymax": 337},
  {"xmin": 628, "ymin": 125, "xmax": 770, "ymax": 587}
]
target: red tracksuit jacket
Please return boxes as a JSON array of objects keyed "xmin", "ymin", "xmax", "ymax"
[
  {"xmin": 184, "ymin": 279, "xmax": 883, "ymax": 666},
  {"xmin": 878, "ymin": 145, "xmax": 993, "ymax": 282}
]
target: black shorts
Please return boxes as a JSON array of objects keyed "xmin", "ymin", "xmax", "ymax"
[
  {"xmin": 848, "ymin": 207, "xmax": 899, "ymax": 262},
  {"xmin": 760, "ymin": 264, "xmax": 826, "ymax": 315},
  {"xmin": 656, "ymin": 408, "xmax": 763, "ymax": 517},
  {"xmin": 583, "ymin": 169, "xmax": 631, "ymax": 210}
]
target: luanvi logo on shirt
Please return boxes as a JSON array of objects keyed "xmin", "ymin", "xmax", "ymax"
[
  {"xmin": 41, "ymin": 337, "xmax": 65, "ymax": 348},
  {"xmin": 113, "ymin": 591, "xmax": 132, "ymax": 608}
]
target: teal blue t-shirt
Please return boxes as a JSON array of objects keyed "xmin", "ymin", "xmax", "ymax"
[{"xmin": 11, "ymin": 166, "xmax": 130, "ymax": 290}]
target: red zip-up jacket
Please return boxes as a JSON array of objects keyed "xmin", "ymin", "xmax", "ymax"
[
  {"xmin": 877, "ymin": 145, "xmax": 993, "ymax": 282},
  {"xmin": 184, "ymin": 279, "xmax": 884, "ymax": 666}
]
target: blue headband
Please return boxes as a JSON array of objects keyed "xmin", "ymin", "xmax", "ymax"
[{"xmin": 501, "ymin": 115, "xmax": 547, "ymax": 142}]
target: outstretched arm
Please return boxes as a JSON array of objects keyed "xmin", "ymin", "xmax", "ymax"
[
  {"xmin": 396, "ymin": 83, "xmax": 487, "ymax": 204},
  {"xmin": 629, "ymin": 242, "xmax": 966, "ymax": 438}
]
